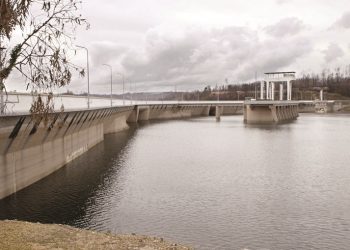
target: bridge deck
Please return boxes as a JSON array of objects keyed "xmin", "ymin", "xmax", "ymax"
[{"xmin": 244, "ymin": 100, "xmax": 299, "ymax": 106}]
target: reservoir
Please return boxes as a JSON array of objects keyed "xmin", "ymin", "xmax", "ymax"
[{"xmin": 1, "ymin": 114, "xmax": 350, "ymax": 249}]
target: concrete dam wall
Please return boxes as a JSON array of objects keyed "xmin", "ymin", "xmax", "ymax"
[
  {"xmin": 0, "ymin": 103, "xmax": 241, "ymax": 200},
  {"xmin": 243, "ymin": 101, "xmax": 299, "ymax": 124}
]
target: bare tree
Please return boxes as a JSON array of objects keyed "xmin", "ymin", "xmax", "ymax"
[{"xmin": 0, "ymin": 0, "xmax": 89, "ymax": 114}]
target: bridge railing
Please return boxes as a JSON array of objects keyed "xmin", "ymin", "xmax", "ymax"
[{"xmin": 0, "ymin": 93, "xmax": 244, "ymax": 116}]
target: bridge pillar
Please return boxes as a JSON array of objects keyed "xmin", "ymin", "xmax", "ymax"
[
  {"xmin": 127, "ymin": 106, "xmax": 139, "ymax": 123},
  {"xmin": 279, "ymin": 83, "xmax": 283, "ymax": 101},
  {"xmin": 138, "ymin": 106, "xmax": 150, "ymax": 121},
  {"xmin": 202, "ymin": 106, "xmax": 210, "ymax": 116},
  {"xmin": 270, "ymin": 105, "xmax": 278, "ymax": 122},
  {"xmin": 103, "ymin": 110, "xmax": 131, "ymax": 134},
  {"xmin": 244, "ymin": 100, "xmax": 299, "ymax": 124},
  {"xmin": 287, "ymin": 80, "xmax": 292, "ymax": 100},
  {"xmin": 215, "ymin": 106, "xmax": 221, "ymax": 121},
  {"xmin": 260, "ymin": 81, "xmax": 265, "ymax": 100},
  {"xmin": 266, "ymin": 81, "xmax": 270, "ymax": 99},
  {"xmin": 282, "ymin": 106, "xmax": 287, "ymax": 120}
]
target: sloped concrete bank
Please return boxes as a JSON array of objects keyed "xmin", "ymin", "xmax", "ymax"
[
  {"xmin": 0, "ymin": 220, "xmax": 191, "ymax": 250},
  {"xmin": 0, "ymin": 106, "xmax": 133, "ymax": 200}
]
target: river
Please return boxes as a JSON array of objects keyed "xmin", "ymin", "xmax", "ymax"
[{"xmin": 1, "ymin": 114, "xmax": 350, "ymax": 249}]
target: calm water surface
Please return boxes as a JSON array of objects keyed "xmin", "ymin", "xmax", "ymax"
[{"xmin": 1, "ymin": 114, "xmax": 350, "ymax": 249}]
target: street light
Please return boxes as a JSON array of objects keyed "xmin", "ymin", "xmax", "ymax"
[
  {"xmin": 175, "ymin": 84, "xmax": 178, "ymax": 103},
  {"xmin": 123, "ymin": 76, "xmax": 131, "ymax": 105},
  {"xmin": 76, "ymin": 45, "xmax": 90, "ymax": 109},
  {"xmin": 102, "ymin": 64, "xmax": 113, "ymax": 107},
  {"xmin": 217, "ymin": 84, "xmax": 220, "ymax": 102},
  {"xmin": 133, "ymin": 81, "xmax": 137, "ymax": 104},
  {"xmin": 130, "ymin": 79, "xmax": 133, "ymax": 105},
  {"xmin": 125, "ymin": 77, "xmax": 133, "ymax": 105},
  {"xmin": 116, "ymin": 72, "xmax": 125, "ymax": 105}
]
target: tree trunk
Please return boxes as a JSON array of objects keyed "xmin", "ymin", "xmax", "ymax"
[{"xmin": 0, "ymin": 80, "xmax": 4, "ymax": 115}]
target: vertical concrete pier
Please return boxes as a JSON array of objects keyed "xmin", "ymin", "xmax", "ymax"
[
  {"xmin": 279, "ymin": 83, "xmax": 283, "ymax": 101},
  {"xmin": 215, "ymin": 106, "xmax": 221, "ymax": 121},
  {"xmin": 244, "ymin": 100, "xmax": 299, "ymax": 124}
]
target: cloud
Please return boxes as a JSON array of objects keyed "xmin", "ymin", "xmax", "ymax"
[
  {"xmin": 264, "ymin": 17, "xmax": 305, "ymax": 37},
  {"xmin": 236, "ymin": 37, "xmax": 312, "ymax": 80},
  {"xmin": 275, "ymin": 0, "xmax": 292, "ymax": 4},
  {"xmin": 332, "ymin": 11, "xmax": 350, "ymax": 29},
  {"xmin": 89, "ymin": 41, "xmax": 128, "ymax": 67},
  {"xmin": 117, "ymin": 25, "xmax": 312, "ymax": 90},
  {"xmin": 6, "ymin": 0, "xmax": 349, "ymax": 93},
  {"xmin": 322, "ymin": 43, "xmax": 344, "ymax": 62}
]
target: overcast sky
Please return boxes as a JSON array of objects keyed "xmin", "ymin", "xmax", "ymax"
[{"xmin": 9, "ymin": 0, "xmax": 350, "ymax": 93}]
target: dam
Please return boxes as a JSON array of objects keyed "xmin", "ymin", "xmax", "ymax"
[
  {"xmin": 1, "ymin": 69, "xmax": 346, "ymax": 200},
  {"xmin": 0, "ymin": 102, "xmax": 242, "ymax": 200},
  {"xmin": 1, "ymin": 96, "xmax": 349, "ymax": 249},
  {"xmin": 1, "ymin": 90, "xmax": 342, "ymax": 200}
]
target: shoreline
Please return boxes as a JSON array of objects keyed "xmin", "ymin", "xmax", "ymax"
[{"xmin": 0, "ymin": 220, "xmax": 191, "ymax": 250}]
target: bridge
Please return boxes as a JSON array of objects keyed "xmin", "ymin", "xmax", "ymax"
[
  {"xmin": 0, "ymin": 91, "xmax": 345, "ymax": 200},
  {"xmin": 0, "ymin": 101, "xmax": 243, "ymax": 200}
]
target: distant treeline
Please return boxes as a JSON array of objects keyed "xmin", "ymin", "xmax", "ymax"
[
  {"xmin": 181, "ymin": 67, "xmax": 350, "ymax": 101},
  {"xmin": 59, "ymin": 67, "xmax": 350, "ymax": 101}
]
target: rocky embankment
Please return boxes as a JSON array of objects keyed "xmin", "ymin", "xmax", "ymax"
[{"xmin": 0, "ymin": 220, "xmax": 191, "ymax": 250}]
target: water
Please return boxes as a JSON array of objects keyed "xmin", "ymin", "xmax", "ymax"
[{"xmin": 1, "ymin": 114, "xmax": 350, "ymax": 249}]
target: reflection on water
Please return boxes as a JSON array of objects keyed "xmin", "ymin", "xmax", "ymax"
[
  {"xmin": 1, "ymin": 114, "xmax": 350, "ymax": 249},
  {"xmin": 0, "ymin": 127, "xmax": 137, "ymax": 225}
]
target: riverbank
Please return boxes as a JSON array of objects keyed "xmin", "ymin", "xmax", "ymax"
[{"xmin": 0, "ymin": 220, "xmax": 191, "ymax": 250}]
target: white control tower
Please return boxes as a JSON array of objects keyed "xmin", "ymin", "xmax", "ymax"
[{"xmin": 260, "ymin": 72, "xmax": 296, "ymax": 101}]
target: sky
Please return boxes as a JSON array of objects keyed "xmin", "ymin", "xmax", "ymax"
[{"xmin": 8, "ymin": 0, "xmax": 350, "ymax": 94}]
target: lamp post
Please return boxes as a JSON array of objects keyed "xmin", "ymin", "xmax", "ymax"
[
  {"xmin": 116, "ymin": 73, "xmax": 125, "ymax": 105},
  {"xmin": 76, "ymin": 45, "xmax": 90, "ymax": 109},
  {"xmin": 102, "ymin": 64, "xmax": 113, "ymax": 107},
  {"xmin": 217, "ymin": 84, "xmax": 220, "ymax": 102},
  {"xmin": 175, "ymin": 84, "xmax": 178, "ymax": 103},
  {"xmin": 133, "ymin": 82, "xmax": 137, "ymax": 104},
  {"xmin": 124, "ymin": 77, "xmax": 131, "ymax": 104},
  {"xmin": 127, "ymin": 78, "xmax": 133, "ymax": 105},
  {"xmin": 131, "ymin": 80, "xmax": 134, "ymax": 105}
]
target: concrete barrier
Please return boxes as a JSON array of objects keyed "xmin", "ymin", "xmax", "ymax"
[{"xmin": 2, "ymin": 103, "xmax": 245, "ymax": 199}]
